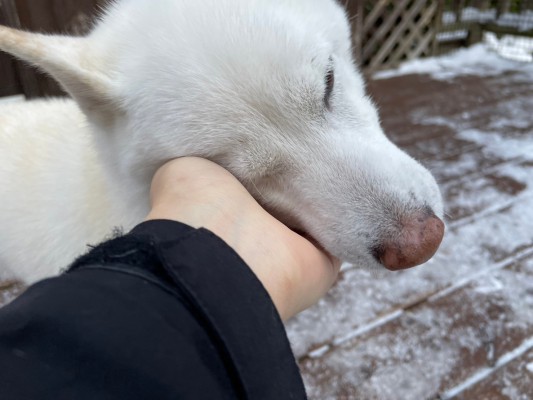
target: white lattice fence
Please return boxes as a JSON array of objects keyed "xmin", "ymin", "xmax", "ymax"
[{"xmin": 347, "ymin": 0, "xmax": 443, "ymax": 72}]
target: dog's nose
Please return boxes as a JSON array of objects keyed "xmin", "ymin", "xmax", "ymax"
[{"xmin": 377, "ymin": 211, "xmax": 445, "ymax": 271}]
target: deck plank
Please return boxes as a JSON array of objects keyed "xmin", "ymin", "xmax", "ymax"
[
  {"xmin": 299, "ymin": 255, "xmax": 533, "ymax": 400},
  {"xmin": 287, "ymin": 186, "xmax": 533, "ymax": 359},
  {"xmin": 450, "ymin": 349, "xmax": 533, "ymax": 400}
]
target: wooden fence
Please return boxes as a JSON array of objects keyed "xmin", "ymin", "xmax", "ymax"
[
  {"xmin": 4, "ymin": 0, "xmax": 444, "ymax": 98},
  {"xmin": 0, "ymin": 0, "xmax": 102, "ymax": 98},
  {"xmin": 1, "ymin": 0, "xmax": 532, "ymax": 99},
  {"xmin": 346, "ymin": 0, "xmax": 444, "ymax": 71},
  {"xmin": 438, "ymin": 0, "xmax": 533, "ymax": 53}
]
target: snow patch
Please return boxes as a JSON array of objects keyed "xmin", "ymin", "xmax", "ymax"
[
  {"xmin": 527, "ymin": 362, "xmax": 533, "ymax": 373},
  {"xmin": 332, "ymin": 309, "xmax": 403, "ymax": 346},
  {"xmin": 375, "ymin": 41, "xmax": 533, "ymax": 81},
  {"xmin": 441, "ymin": 337, "xmax": 533, "ymax": 399},
  {"xmin": 459, "ymin": 129, "xmax": 533, "ymax": 160},
  {"xmin": 486, "ymin": 32, "xmax": 533, "ymax": 63}
]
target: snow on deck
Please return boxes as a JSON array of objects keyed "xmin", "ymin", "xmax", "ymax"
[
  {"xmin": 1, "ymin": 44, "xmax": 532, "ymax": 399},
  {"xmin": 288, "ymin": 45, "xmax": 533, "ymax": 399}
]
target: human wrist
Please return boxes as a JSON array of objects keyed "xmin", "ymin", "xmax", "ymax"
[
  {"xmin": 146, "ymin": 157, "xmax": 339, "ymax": 321},
  {"xmin": 146, "ymin": 199, "xmax": 295, "ymax": 320}
]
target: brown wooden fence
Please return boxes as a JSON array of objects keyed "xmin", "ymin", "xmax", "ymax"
[
  {"xmin": 438, "ymin": 0, "xmax": 533, "ymax": 54},
  {"xmin": 1, "ymin": 0, "xmax": 531, "ymax": 99},
  {"xmin": 1, "ymin": 0, "xmax": 446, "ymax": 99},
  {"xmin": 0, "ymin": 0, "xmax": 103, "ymax": 98},
  {"xmin": 346, "ymin": 0, "xmax": 444, "ymax": 71}
]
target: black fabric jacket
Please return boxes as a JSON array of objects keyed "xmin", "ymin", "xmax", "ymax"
[{"xmin": 0, "ymin": 220, "xmax": 307, "ymax": 399}]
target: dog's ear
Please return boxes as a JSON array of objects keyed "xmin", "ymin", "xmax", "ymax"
[{"xmin": 0, "ymin": 26, "xmax": 116, "ymax": 118}]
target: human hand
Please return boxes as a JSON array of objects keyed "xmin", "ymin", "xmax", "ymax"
[{"xmin": 145, "ymin": 157, "xmax": 341, "ymax": 321}]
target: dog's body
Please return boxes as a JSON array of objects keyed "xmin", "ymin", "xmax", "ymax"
[
  {"xmin": 0, "ymin": 0, "xmax": 444, "ymax": 284},
  {"xmin": 0, "ymin": 98, "xmax": 137, "ymax": 281}
]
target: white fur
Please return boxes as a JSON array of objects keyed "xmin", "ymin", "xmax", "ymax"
[{"xmin": 0, "ymin": 0, "xmax": 443, "ymax": 284}]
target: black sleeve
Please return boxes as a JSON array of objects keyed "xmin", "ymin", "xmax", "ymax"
[{"xmin": 0, "ymin": 220, "xmax": 307, "ymax": 400}]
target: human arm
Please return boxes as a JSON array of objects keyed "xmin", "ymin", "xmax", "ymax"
[{"xmin": 0, "ymin": 157, "xmax": 340, "ymax": 399}]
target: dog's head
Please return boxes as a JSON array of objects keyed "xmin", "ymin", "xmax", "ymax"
[{"xmin": 0, "ymin": 0, "xmax": 444, "ymax": 270}]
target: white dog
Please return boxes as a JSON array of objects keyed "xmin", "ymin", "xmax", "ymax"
[{"xmin": 0, "ymin": 0, "xmax": 444, "ymax": 284}]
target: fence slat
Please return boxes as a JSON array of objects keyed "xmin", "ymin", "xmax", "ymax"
[
  {"xmin": 362, "ymin": 0, "xmax": 390, "ymax": 35},
  {"xmin": 362, "ymin": 0, "xmax": 411, "ymax": 61},
  {"xmin": 0, "ymin": 0, "xmax": 21, "ymax": 96},
  {"xmin": 0, "ymin": 0, "xmax": 45, "ymax": 97},
  {"xmin": 407, "ymin": 28, "xmax": 436, "ymax": 60},
  {"xmin": 387, "ymin": 1, "xmax": 439, "ymax": 66},
  {"xmin": 369, "ymin": 0, "xmax": 432, "ymax": 68}
]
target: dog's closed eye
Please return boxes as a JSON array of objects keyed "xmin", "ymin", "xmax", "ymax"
[{"xmin": 324, "ymin": 63, "xmax": 335, "ymax": 109}]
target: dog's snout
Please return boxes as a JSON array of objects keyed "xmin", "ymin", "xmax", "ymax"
[{"xmin": 375, "ymin": 211, "xmax": 445, "ymax": 271}]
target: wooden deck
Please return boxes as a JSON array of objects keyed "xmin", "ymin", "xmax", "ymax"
[
  {"xmin": 1, "ymin": 67, "xmax": 532, "ymax": 399},
  {"xmin": 287, "ymin": 70, "xmax": 533, "ymax": 399}
]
